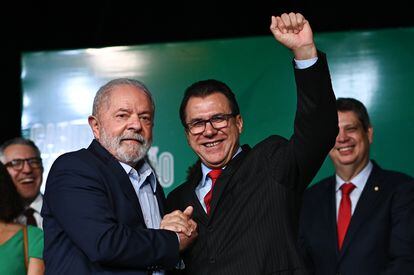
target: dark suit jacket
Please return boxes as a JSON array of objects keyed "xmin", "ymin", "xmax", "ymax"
[
  {"xmin": 42, "ymin": 140, "xmax": 179, "ymax": 274},
  {"xmin": 299, "ymin": 161, "xmax": 414, "ymax": 275},
  {"xmin": 166, "ymin": 52, "xmax": 338, "ymax": 275}
]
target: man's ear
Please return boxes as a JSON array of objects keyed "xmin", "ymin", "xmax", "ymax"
[
  {"xmin": 367, "ymin": 126, "xmax": 373, "ymax": 144},
  {"xmin": 236, "ymin": 114, "xmax": 243, "ymax": 134},
  {"xmin": 88, "ymin": 115, "xmax": 100, "ymax": 140}
]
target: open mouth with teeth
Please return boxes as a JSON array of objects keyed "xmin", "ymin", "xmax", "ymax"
[
  {"xmin": 334, "ymin": 145, "xmax": 357, "ymax": 157},
  {"xmin": 20, "ymin": 177, "xmax": 36, "ymax": 184},
  {"xmin": 337, "ymin": 145, "xmax": 354, "ymax": 152},
  {"xmin": 204, "ymin": 141, "xmax": 221, "ymax": 147}
]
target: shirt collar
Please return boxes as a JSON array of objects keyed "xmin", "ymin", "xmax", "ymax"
[
  {"xmin": 335, "ymin": 160, "xmax": 373, "ymax": 192},
  {"xmin": 29, "ymin": 193, "xmax": 43, "ymax": 214},
  {"xmin": 119, "ymin": 161, "xmax": 157, "ymax": 193},
  {"xmin": 200, "ymin": 146, "xmax": 242, "ymax": 187}
]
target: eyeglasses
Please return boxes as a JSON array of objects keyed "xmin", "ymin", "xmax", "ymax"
[
  {"xmin": 186, "ymin": 113, "xmax": 236, "ymax": 135},
  {"xmin": 4, "ymin": 157, "xmax": 42, "ymax": 170}
]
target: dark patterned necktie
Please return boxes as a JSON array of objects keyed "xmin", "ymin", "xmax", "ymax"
[{"xmin": 23, "ymin": 208, "xmax": 37, "ymax": 226}]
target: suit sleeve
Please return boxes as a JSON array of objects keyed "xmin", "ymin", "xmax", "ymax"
[
  {"xmin": 382, "ymin": 177, "xmax": 414, "ymax": 274},
  {"xmin": 43, "ymin": 153, "xmax": 180, "ymax": 269},
  {"xmin": 268, "ymin": 51, "xmax": 338, "ymax": 191}
]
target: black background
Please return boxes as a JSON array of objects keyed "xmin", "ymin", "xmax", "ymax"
[{"xmin": 1, "ymin": 1, "xmax": 413, "ymax": 143}]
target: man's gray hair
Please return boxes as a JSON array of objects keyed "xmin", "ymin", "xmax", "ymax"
[
  {"xmin": 0, "ymin": 137, "xmax": 42, "ymax": 162},
  {"xmin": 92, "ymin": 78, "xmax": 155, "ymax": 116}
]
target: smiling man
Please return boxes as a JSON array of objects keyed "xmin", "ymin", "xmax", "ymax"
[
  {"xmin": 298, "ymin": 97, "xmax": 414, "ymax": 274},
  {"xmin": 0, "ymin": 137, "xmax": 44, "ymax": 228},
  {"xmin": 41, "ymin": 78, "xmax": 197, "ymax": 274},
  {"xmin": 166, "ymin": 12, "xmax": 338, "ymax": 275}
]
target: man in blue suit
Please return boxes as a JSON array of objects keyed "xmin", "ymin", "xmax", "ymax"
[
  {"xmin": 299, "ymin": 97, "xmax": 414, "ymax": 274},
  {"xmin": 42, "ymin": 78, "xmax": 197, "ymax": 274}
]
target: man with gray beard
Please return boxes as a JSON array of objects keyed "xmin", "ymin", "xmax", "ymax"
[{"xmin": 41, "ymin": 78, "xmax": 197, "ymax": 275}]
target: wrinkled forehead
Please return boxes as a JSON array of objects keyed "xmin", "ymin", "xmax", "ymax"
[
  {"xmin": 338, "ymin": 111, "xmax": 360, "ymax": 125},
  {"xmin": 2, "ymin": 144, "xmax": 38, "ymax": 160},
  {"xmin": 101, "ymin": 85, "xmax": 154, "ymax": 113},
  {"xmin": 185, "ymin": 93, "xmax": 232, "ymax": 118}
]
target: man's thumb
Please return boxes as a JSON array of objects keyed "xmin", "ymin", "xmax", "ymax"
[{"xmin": 183, "ymin": 206, "xmax": 193, "ymax": 217}]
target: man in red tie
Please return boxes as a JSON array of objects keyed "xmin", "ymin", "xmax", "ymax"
[
  {"xmin": 298, "ymin": 98, "xmax": 414, "ymax": 274},
  {"xmin": 166, "ymin": 12, "xmax": 339, "ymax": 275}
]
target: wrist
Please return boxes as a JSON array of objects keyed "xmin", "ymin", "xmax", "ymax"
[{"xmin": 293, "ymin": 44, "xmax": 317, "ymax": 60}]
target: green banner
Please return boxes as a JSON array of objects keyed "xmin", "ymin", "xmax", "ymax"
[{"xmin": 21, "ymin": 27, "xmax": 414, "ymax": 194}]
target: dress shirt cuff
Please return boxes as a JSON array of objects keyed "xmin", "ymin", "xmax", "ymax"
[
  {"xmin": 174, "ymin": 233, "xmax": 185, "ymax": 269},
  {"xmin": 294, "ymin": 57, "xmax": 318, "ymax": 69}
]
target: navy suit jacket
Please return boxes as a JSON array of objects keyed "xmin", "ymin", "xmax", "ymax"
[
  {"xmin": 42, "ymin": 140, "xmax": 179, "ymax": 274},
  {"xmin": 299, "ymin": 161, "xmax": 414, "ymax": 275}
]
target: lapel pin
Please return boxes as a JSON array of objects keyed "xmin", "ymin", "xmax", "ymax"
[{"xmin": 374, "ymin": 186, "xmax": 379, "ymax": 191}]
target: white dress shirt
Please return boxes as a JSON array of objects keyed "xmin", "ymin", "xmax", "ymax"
[
  {"xmin": 335, "ymin": 161, "xmax": 373, "ymax": 220},
  {"xmin": 17, "ymin": 193, "xmax": 43, "ymax": 229},
  {"xmin": 120, "ymin": 161, "xmax": 164, "ymax": 275}
]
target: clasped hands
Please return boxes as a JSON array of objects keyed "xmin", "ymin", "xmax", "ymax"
[{"xmin": 161, "ymin": 206, "xmax": 198, "ymax": 251}]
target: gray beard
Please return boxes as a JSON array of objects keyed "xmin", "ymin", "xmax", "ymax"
[{"xmin": 99, "ymin": 129, "xmax": 151, "ymax": 166}]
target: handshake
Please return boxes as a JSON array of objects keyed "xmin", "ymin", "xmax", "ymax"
[{"xmin": 161, "ymin": 206, "xmax": 198, "ymax": 251}]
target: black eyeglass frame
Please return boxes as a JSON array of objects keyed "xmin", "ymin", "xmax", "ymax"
[
  {"xmin": 4, "ymin": 157, "xmax": 43, "ymax": 170},
  {"xmin": 186, "ymin": 113, "xmax": 236, "ymax": 135}
]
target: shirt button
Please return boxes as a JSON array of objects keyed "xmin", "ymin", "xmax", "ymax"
[{"xmin": 209, "ymin": 257, "xmax": 215, "ymax": 263}]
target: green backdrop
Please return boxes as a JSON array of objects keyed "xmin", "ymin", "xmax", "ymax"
[{"xmin": 21, "ymin": 27, "xmax": 414, "ymax": 194}]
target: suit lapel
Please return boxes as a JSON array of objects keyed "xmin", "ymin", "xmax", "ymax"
[
  {"xmin": 185, "ymin": 164, "xmax": 209, "ymax": 225},
  {"xmin": 193, "ymin": 186, "xmax": 208, "ymax": 225},
  {"xmin": 88, "ymin": 140, "xmax": 144, "ymax": 222},
  {"xmin": 209, "ymin": 145, "xmax": 249, "ymax": 219},
  {"xmin": 338, "ymin": 163, "xmax": 384, "ymax": 259},
  {"xmin": 155, "ymin": 182, "xmax": 166, "ymax": 216},
  {"xmin": 323, "ymin": 177, "xmax": 341, "ymax": 259}
]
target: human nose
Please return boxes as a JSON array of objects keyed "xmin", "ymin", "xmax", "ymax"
[
  {"xmin": 336, "ymin": 128, "xmax": 349, "ymax": 143},
  {"xmin": 202, "ymin": 120, "xmax": 217, "ymax": 136},
  {"xmin": 127, "ymin": 115, "xmax": 142, "ymax": 131},
  {"xmin": 21, "ymin": 160, "xmax": 34, "ymax": 173}
]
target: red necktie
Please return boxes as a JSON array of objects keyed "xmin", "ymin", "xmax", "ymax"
[
  {"xmin": 337, "ymin": 182, "xmax": 356, "ymax": 250},
  {"xmin": 204, "ymin": 169, "xmax": 222, "ymax": 215}
]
